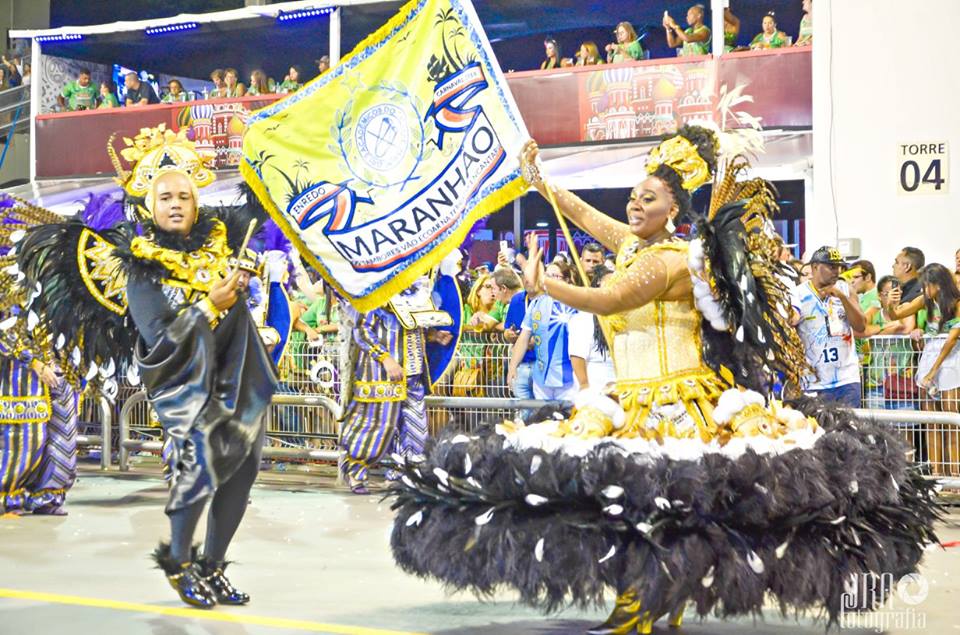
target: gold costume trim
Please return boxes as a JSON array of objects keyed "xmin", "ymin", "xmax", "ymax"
[
  {"xmin": 130, "ymin": 219, "xmax": 232, "ymax": 295},
  {"xmin": 353, "ymin": 380, "xmax": 407, "ymax": 403},
  {"xmin": 77, "ymin": 228, "xmax": 128, "ymax": 315},
  {"xmin": 0, "ymin": 394, "xmax": 52, "ymax": 424}
]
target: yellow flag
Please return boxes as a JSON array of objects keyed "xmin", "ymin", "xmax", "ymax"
[{"xmin": 242, "ymin": 0, "xmax": 529, "ymax": 311}]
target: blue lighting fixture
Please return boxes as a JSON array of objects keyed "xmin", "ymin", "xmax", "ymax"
[
  {"xmin": 277, "ymin": 7, "xmax": 335, "ymax": 23},
  {"xmin": 35, "ymin": 33, "xmax": 83, "ymax": 43},
  {"xmin": 145, "ymin": 22, "xmax": 200, "ymax": 36}
]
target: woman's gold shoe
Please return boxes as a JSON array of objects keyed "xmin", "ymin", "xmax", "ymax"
[
  {"xmin": 586, "ymin": 592, "xmax": 642, "ymax": 635},
  {"xmin": 667, "ymin": 602, "xmax": 685, "ymax": 627}
]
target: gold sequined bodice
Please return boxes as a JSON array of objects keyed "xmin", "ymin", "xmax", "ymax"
[
  {"xmin": 605, "ymin": 237, "xmax": 728, "ymax": 441},
  {"xmin": 612, "ymin": 298, "xmax": 705, "ymax": 381}
]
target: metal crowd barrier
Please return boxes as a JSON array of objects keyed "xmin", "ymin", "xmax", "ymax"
[
  {"xmin": 116, "ymin": 388, "xmax": 565, "ymax": 472},
  {"xmin": 853, "ymin": 408, "xmax": 960, "ymax": 489},
  {"xmin": 276, "ymin": 330, "xmax": 515, "ymax": 400},
  {"xmin": 76, "ymin": 394, "xmax": 113, "ymax": 470},
  {"xmin": 859, "ymin": 334, "xmax": 960, "ymax": 479},
  {"xmin": 98, "ymin": 329, "xmax": 960, "ymax": 487},
  {"xmin": 117, "ymin": 391, "xmax": 342, "ymax": 471}
]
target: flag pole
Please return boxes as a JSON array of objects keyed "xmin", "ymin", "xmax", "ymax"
[{"xmin": 539, "ymin": 178, "xmax": 614, "ymax": 353}]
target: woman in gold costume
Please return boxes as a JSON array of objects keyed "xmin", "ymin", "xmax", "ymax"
[
  {"xmin": 389, "ymin": 127, "xmax": 940, "ymax": 633},
  {"xmin": 519, "ymin": 129, "xmax": 729, "ymax": 447}
]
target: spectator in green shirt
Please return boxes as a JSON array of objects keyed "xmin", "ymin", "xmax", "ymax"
[
  {"xmin": 665, "ymin": 4, "xmax": 712, "ymax": 57},
  {"xmin": 98, "ymin": 81, "xmax": 120, "ymax": 109},
  {"xmin": 750, "ymin": 13, "xmax": 790, "ymax": 49},
  {"xmin": 248, "ymin": 69, "xmax": 276, "ymax": 96},
  {"xmin": 58, "ymin": 68, "xmax": 98, "ymax": 111},
  {"xmin": 208, "ymin": 69, "xmax": 228, "ymax": 98},
  {"xmin": 605, "ymin": 22, "xmax": 644, "ymax": 63},
  {"xmin": 277, "ymin": 66, "xmax": 303, "ymax": 94},
  {"xmin": 861, "ymin": 275, "xmax": 916, "ymax": 409},
  {"xmin": 848, "ymin": 260, "xmax": 880, "ymax": 322},
  {"xmin": 161, "ymin": 79, "xmax": 191, "ymax": 103},
  {"xmin": 540, "ymin": 37, "xmax": 562, "ymax": 70},
  {"xmin": 464, "ymin": 273, "xmax": 506, "ymax": 331},
  {"xmin": 223, "ymin": 68, "xmax": 246, "ymax": 98}
]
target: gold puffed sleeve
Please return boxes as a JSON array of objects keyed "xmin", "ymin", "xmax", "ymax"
[{"xmin": 544, "ymin": 247, "xmax": 686, "ymax": 316}]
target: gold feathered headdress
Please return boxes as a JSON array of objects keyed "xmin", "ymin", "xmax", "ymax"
[
  {"xmin": 645, "ymin": 135, "xmax": 712, "ymax": 192},
  {"xmin": 109, "ymin": 124, "xmax": 215, "ymax": 201}
]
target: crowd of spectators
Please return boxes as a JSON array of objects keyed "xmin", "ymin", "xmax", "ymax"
[
  {"xmin": 536, "ymin": 0, "xmax": 813, "ymax": 69},
  {"xmin": 56, "ymin": 55, "xmax": 332, "ymax": 112},
  {"xmin": 217, "ymin": 220, "xmax": 957, "ymax": 474}
]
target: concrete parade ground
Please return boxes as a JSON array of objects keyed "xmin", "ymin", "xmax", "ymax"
[{"xmin": 1, "ymin": 467, "xmax": 958, "ymax": 635}]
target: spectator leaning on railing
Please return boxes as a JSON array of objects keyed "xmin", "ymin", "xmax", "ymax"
[
  {"xmin": 124, "ymin": 72, "xmax": 159, "ymax": 106},
  {"xmin": 605, "ymin": 21, "xmax": 644, "ymax": 63},
  {"xmin": 664, "ymin": 4, "xmax": 711, "ymax": 57},
  {"xmin": 860, "ymin": 275, "xmax": 915, "ymax": 410},
  {"xmin": 248, "ymin": 70, "xmax": 275, "ymax": 96},
  {"xmin": 161, "ymin": 79, "xmax": 190, "ymax": 103},
  {"xmin": 208, "ymin": 68, "xmax": 227, "ymax": 98},
  {"xmin": 750, "ymin": 12, "xmax": 790, "ymax": 50},
  {"xmin": 223, "ymin": 68, "xmax": 246, "ymax": 98},
  {"xmin": 491, "ymin": 268, "xmax": 523, "ymax": 320},
  {"xmin": 277, "ymin": 66, "xmax": 303, "ymax": 94},
  {"xmin": 883, "ymin": 263, "xmax": 960, "ymax": 475},
  {"xmin": 884, "ymin": 264, "xmax": 960, "ymax": 398},
  {"xmin": 795, "ymin": 0, "xmax": 813, "ymax": 47},
  {"xmin": 540, "ymin": 37, "xmax": 562, "ymax": 70},
  {"xmin": 316, "ymin": 55, "xmax": 330, "ymax": 76},
  {"xmin": 893, "ymin": 246, "xmax": 925, "ymax": 304},
  {"xmin": 508, "ymin": 246, "xmax": 578, "ymax": 401},
  {"xmin": 98, "ymin": 81, "xmax": 119, "ymax": 109},
  {"xmin": 575, "ymin": 41, "xmax": 604, "ymax": 66},
  {"xmin": 723, "ymin": 7, "xmax": 741, "ymax": 52},
  {"xmin": 58, "ymin": 68, "xmax": 98, "ymax": 111},
  {"xmin": 789, "ymin": 246, "xmax": 866, "ymax": 406},
  {"xmin": 464, "ymin": 272, "xmax": 506, "ymax": 332}
]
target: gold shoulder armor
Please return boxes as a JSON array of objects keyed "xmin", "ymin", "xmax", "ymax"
[{"xmin": 77, "ymin": 228, "xmax": 128, "ymax": 315}]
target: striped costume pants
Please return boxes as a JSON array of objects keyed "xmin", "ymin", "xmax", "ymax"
[
  {"xmin": 340, "ymin": 374, "xmax": 427, "ymax": 481},
  {"xmin": 0, "ymin": 380, "xmax": 78, "ymax": 511}
]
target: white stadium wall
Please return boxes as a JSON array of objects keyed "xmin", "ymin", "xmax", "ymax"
[{"xmin": 811, "ymin": 0, "xmax": 960, "ymax": 272}]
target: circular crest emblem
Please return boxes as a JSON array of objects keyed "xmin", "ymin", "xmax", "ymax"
[
  {"xmin": 355, "ymin": 103, "xmax": 410, "ymax": 172},
  {"xmin": 335, "ymin": 82, "xmax": 429, "ymax": 191}
]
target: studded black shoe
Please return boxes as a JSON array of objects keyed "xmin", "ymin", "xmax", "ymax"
[
  {"xmin": 197, "ymin": 557, "xmax": 250, "ymax": 605},
  {"xmin": 151, "ymin": 542, "xmax": 216, "ymax": 609}
]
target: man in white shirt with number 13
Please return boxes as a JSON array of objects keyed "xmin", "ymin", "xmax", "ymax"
[{"xmin": 790, "ymin": 246, "xmax": 867, "ymax": 406}]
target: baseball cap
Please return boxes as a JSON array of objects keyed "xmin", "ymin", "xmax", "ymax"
[{"xmin": 808, "ymin": 246, "xmax": 845, "ymax": 266}]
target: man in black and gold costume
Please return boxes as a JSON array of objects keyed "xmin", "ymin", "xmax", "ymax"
[{"xmin": 18, "ymin": 127, "xmax": 277, "ymax": 609}]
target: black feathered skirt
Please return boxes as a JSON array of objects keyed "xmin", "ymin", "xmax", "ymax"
[{"xmin": 389, "ymin": 395, "xmax": 941, "ymax": 624}]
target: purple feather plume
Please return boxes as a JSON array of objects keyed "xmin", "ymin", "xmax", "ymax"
[{"xmin": 79, "ymin": 191, "xmax": 125, "ymax": 231}]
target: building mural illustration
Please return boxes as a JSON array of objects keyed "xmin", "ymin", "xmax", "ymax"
[{"xmin": 581, "ymin": 63, "xmax": 714, "ymax": 141}]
